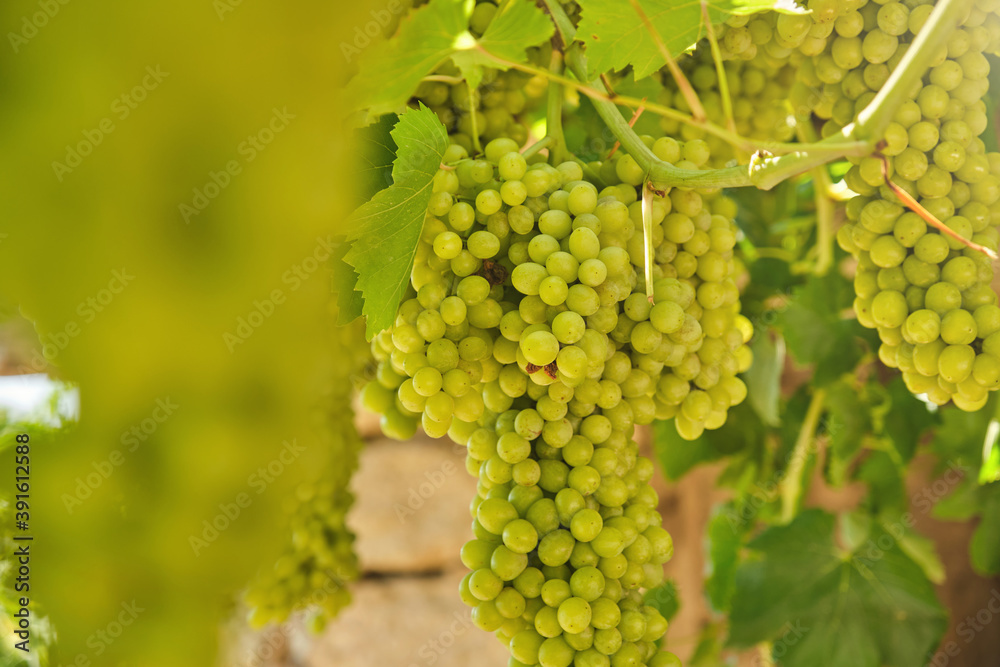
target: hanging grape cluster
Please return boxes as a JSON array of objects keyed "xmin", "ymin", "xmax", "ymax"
[
  {"xmin": 359, "ymin": 121, "xmax": 755, "ymax": 665},
  {"xmin": 798, "ymin": 0, "xmax": 1000, "ymax": 408},
  {"xmin": 245, "ymin": 325, "xmax": 369, "ymax": 631}
]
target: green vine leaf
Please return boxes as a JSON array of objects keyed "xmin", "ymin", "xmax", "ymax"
[
  {"xmin": 575, "ymin": 0, "xmax": 804, "ymax": 81},
  {"xmin": 344, "ymin": 106, "xmax": 449, "ymax": 338},
  {"xmin": 337, "ymin": 112, "xmax": 402, "ymax": 325},
  {"xmin": 775, "ymin": 271, "xmax": 868, "ymax": 386},
  {"xmin": 743, "ymin": 332, "xmax": 783, "ymax": 427},
  {"xmin": 970, "ymin": 483, "xmax": 1000, "ymax": 575},
  {"xmin": 705, "ymin": 503, "xmax": 745, "ymax": 612},
  {"xmin": 881, "ymin": 376, "xmax": 936, "ymax": 463},
  {"xmin": 653, "ymin": 401, "xmax": 764, "ymax": 480},
  {"xmin": 928, "ymin": 399, "xmax": 997, "ymax": 469},
  {"xmin": 729, "ymin": 510, "xmax": 948, "ymax": 667},
  {"xmin": 451, "ymin": 0, "xmax": 554, "ymax": 89},
  {"xmin": 344, "ymin": 0, "xmax": 468, "ymax": 124},
  {"xmin": 345, "ymin": 0, "xmax": 552, "ymax": 124},
  {"xmin": 824, "ymin": 381, "xmax": 871, "ymax": 486},
  {"xmin": 356, "ymin": 113, "xmax": 399, "ymax": 203},
  {"xmin": 334, "ymin": 238, "xmax": 365, "ymax": 325}
]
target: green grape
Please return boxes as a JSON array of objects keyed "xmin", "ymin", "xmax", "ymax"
[{"xmin": 360, "ymin": 126, "xmax": 756, "ymax": 665}]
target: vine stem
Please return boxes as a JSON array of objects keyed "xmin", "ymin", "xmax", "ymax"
[
  {"xmin": 546, "ymin": 51, "xmax": 568, "ymax": 165},
  {"xmin": 480, "ymin": 47, "xmax": 869, "ymax": 159},
  {"xmin": 608, "ymin": 103, "xmax": 647, "ymax": 159},
  {"xmin": 854, "ymin": 0, "xmax": 973, "ymax": 140},
  {"xmin": 521, "ymin": 135, "xmax": 552, "ymax": 159},
  {"xmin": 812, "ymin": 167, "xmax": 835, "ymax": 276},
  {"xmin": 879, "ymin": 156, "xmax": 999, "ymax": 259},
  {"xmin": 779, "ymin": 388, "xmax": 827, "ymax": 524},
  {"xmin": 539, "ymin": 0, "xmax": 575, "ymax": 46},
  {"xmin": 641, "ymin": 183, "xmax": 656, "ymax": 303},
  {"xmin": 700, "ymin": 0, "xmax": 735, "ymax": 136},
  {"xmin": 555, "ymin": 0, "xmax": 967, "ymax": 189},
  {"xmin": 467, "ymin": 81, "xmax": 482, "ymax": 155}
]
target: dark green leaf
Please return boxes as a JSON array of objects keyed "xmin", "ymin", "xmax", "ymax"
[
  {"xmin": 743, "ymin": 333, "xmax": 784, "ymax": 427},
  {"xmin": 333, "ymin": 237, "xmax": 364, "ymax": 325},
  {"xmin": 344, "ymin": 106, "xmax": 449, "ymax": 338},
  {"xmin": 928, "ymin": 399, "xmax": 996, "ymax": 469},
  {"xmin": 729, "ymin": 510, "xmax": 947, "ymax": 667},
  {"xmin": 653, "ymin": 401, "xmax": 764, "ymax": 480},
  {"xmin": 881, "ymin": 376, "xmax": 936, "ymax": 463},
  {"xmin": 824, "ymin": 381, "xmax": 871, "ymax": 486},
  {"xmin": 971, "ymin": 482, "xmax": 1000, "ymax": 575},
  {"xmin": 705, "ymin": 504, "xmax": 744, "ymax": 612},
  {"xmin": 355, "ymin": 113, "xmax": 398, "ymax": 203},
  {"xmin": 688, "ymin": 622, "xmax": 727, "ymax": 667},
  {"xmin": 775, "ymin": 271, "xmax": 865, "ymax": 385},
  {"xmin": 857, "ymin": 451, "xmax": 906, "ymax": 514},
  {"xmin": 893, "ymin": 523, "xmax": 945, "ymax": 584},
  {"xmin": 932, "ymin": 475, "xmax": 981, "ymax": 521}
]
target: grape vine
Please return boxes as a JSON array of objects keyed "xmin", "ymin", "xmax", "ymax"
[{"xmin": 336, "ymin": 0, "xmax": 1000, "ymax": 665}]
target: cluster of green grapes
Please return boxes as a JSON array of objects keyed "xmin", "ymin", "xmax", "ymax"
[
  {"xmin": 657, "ymin": 0, "xmax": 864, "ymax": 165},
  {"xmin": 715, "ymin": 0, "xmax": 858, "ymax": 63},
  {"xmin": 658, "ymin": 46, "xmax": 800, "ymax": 165},
  {"xmin": 360, "ymin": 132, "xmax": 754, "ymax": 665},
  {"xmin": 411, "ymin": 1, "xmax": 548, "ymax": 153},
  {"xmin": 245, "ymin": 326, "xmax": 368, "ymax": 631},
  {"xmin": 361, "ymin": 135, "xmax": 752, "ymax": 442},
  {"xmin": 414, "ymin": 66, "xmax": 544, "ymax": 152},
  {"xmin": 797, "ymin": 0, "xmax": 1000, "ymax": 409}
]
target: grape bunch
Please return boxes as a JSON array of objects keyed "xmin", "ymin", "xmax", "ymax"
[
  {"xmin": 657, "ymin": 0, "xmax": 865, "ymax": 166},
  {"xmin": 245, "ymin": 325, "xmax": 368, "ymax": 631},
  {"xmin": 360, "ymin": 130, "xmax": 754, "ymax": 665},
  {"xmin": 658, "ymin": 43, "xmax": 800, "ymax": 165},
  {"xmin": 413, "ymin": 65, "xmax": 544, "ymax": 152},
  {"xmin": 361, "ymin": 135, "xmax": 752, "ymax": 443},
  {"xmin": 796, "ymin": 0, "xmax": 1000, "ymax": 409},
  {"xmin": 410, "ymin": 0, "xmax": 549, "ymax": 152}
]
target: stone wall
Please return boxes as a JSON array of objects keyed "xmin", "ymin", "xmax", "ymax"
[{"xmin": 225, "ymin": 418, "xmax": 1000, "ymax": 667}]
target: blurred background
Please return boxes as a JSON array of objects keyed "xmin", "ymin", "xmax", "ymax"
[
  {"xmin": 0, "ymin": 1, "xmax": 999, "ymax": 666},
  {"xmin": 0, "ymin": 1, "xmax": 391, "ymax": 664}
]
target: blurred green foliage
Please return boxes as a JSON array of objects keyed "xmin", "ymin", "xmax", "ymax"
[{"xmin": 0, "ymin": 1, "xmax": 388, "ymax": 664}]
